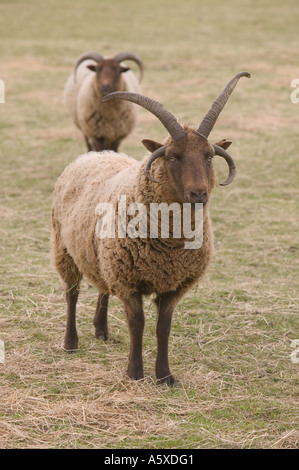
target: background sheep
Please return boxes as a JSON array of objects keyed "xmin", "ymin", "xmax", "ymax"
[
  {"xmin": 52, "ymin": 72, "xmax": 250, "ymax": 385},
  {"xmin": 63, "ymin": 51, "xmax": 144, "ymax": 151}
]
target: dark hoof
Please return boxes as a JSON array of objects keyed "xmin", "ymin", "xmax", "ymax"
[
  {"xmin": 63, "ymin": 337, "xmax": 78, "ymax": 353},
  {"xmin": 96, "ymin": 335, "xmax": 110, "ymax": 341},
  {"xmin": 95, "ymin": 328, "xmax": 109, "ymax": 340},
  {"xmin": 157, "ymin": 374, "xmax": 177, "ymax": 387},
  {"xmin": 66, "ymin": 349, "xmax": 78, "ymax": 354},
  {"xmin": 127, "ymin": 366, "xmax": 144, "ymax": 381}
]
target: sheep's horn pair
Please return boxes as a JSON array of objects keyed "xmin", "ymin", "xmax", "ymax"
[
  {"xmin": 74, "ymin": 51, "xmax": 143, "ymax": 82},
  {"xmin": 102, "ymin": 72, "xmax": 250, "ymax": 185}
]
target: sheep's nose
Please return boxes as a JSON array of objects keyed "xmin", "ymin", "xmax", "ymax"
[
  {"xmin": 101, "ymin": 85, "xmax": 112, "ymax": 96},
  {"xmin": 190, "ymin": 190, "xmax": 208, "ymax": 205}
]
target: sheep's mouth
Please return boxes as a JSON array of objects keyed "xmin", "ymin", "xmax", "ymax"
[{"xmin": 183, "ymin": 194, "xmax": 209, "ymax": 207}]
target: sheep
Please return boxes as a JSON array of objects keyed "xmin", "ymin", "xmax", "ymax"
[
  {"xmin": 63, "ymin": 51, "xmax": 144, "ymax": 151},
  {"xmin": 52, "ymin": 71, "xmax": 250, "ymax": 385}
]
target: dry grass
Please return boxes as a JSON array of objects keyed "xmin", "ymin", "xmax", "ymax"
[{"xmin": 0, "ymin": 0, "xmax": 298, "ymax": 449}]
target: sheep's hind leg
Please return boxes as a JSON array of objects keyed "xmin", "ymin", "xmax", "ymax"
[
  {"xmin": 52, "ymin": 212, "xmax": 82, "ymax": 353},
  {"xmin": 93, "ymin": 293, "xmax": 109, "ymax": 340},
  {"xmin": 64, "ymin": 282, "xmax": 80, "ymax": 353},
  {"xmin": 123, "ymin": 293, "xmax": 144, "ymax": 381}
]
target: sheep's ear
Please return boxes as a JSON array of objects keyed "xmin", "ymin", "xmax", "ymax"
[
  {"xmin": 120, "ymin": 66, "xmax": 130, "ymax": 74},
  {"xmin": 87, "ymin": 65, "xmax": 97, "ymax": 72},
  {"xmin": 213, "ymin": 139, "xmax": 232, "ymax": 150},
  {"xmin": 142, "ymin": 139, "xmax": 164, "ymax": 153}
]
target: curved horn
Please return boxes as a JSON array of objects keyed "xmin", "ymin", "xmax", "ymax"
[
  {"xmin": 74, "ymin": 51, "xmax": 104, "ymax": 81},
  {"xmin": 144, "ymin": 145, "xmax": 168, "ymax": 183},
  {"xmin": 197, "ymin": 71, "xmax": 251, "ymax": 138},
  {"xmin": 113, "ymin": 52, "xmax": 144, "ymax": 83},
  {"xmin": 213, "ymin": 144, "xmax": 236, "ymax": 186},
  {"xmin": 102, "ymin": 92, "xmax": 186, "ymax": 142}
]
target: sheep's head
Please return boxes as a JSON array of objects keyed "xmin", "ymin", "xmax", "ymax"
[
  {"xmin": 74, "ymin": 51, "xmax": 143, "ymax": 96},
  {"xmin": 141, "ymin": 130, "xmax": 233, "ymax": 205},
  {"xmin": 102, "ymin": 71, "xmax": 250, "ymax": 205}
]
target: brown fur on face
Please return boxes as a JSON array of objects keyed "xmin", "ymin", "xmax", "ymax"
[
  {"xmin": 142, "ymin": 127, "xmax": 219, "ymax": 206},
  {"xmin": 87, "ymin": 59, "xmax": 130, "ymax": 96}
]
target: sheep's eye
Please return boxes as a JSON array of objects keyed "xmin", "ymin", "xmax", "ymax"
[
  {"xmin": 168, "ymin": 153, "xmax": 181, "ymax": 162},
  {"xmin": 207, "ymin": 155, "xmax": 213, "ymax": 162}
]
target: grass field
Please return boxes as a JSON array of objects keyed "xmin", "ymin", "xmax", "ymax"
[{"xmin": 0, "ymin": 0, "xmax": 298, "ymax": 449}]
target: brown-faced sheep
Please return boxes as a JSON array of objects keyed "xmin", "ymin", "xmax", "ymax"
[
  {"xmin": 52, "ymin": 72, "xmax": 250, "ymax": 385},
  {"xmin": 63, "ymin": 51, "xmax": 144, "ymax": 151}
]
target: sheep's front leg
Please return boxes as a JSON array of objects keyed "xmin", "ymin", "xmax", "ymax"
[
  {"xmin": 155, "ymin": 290, "xmax": 183, "ymax": 386},
  {"xmin": 123, "ymin": 293, "xmax": 144, "ymax": 380},
  {"xmin": 93, "ymin": 293, "xmax": 109, "ymax": 340},
  {"xmin": 110, "ymin": 138, "xmax": 121, "ymax": 152},
  {"xmin": 89, "ymin": 137, "xmax": 106, "ymax": 152}
]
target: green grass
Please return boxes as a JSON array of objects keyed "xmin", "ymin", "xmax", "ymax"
[{"xmin": 0, "ymin": 0, "xmax": 298, "ymax": 449}]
